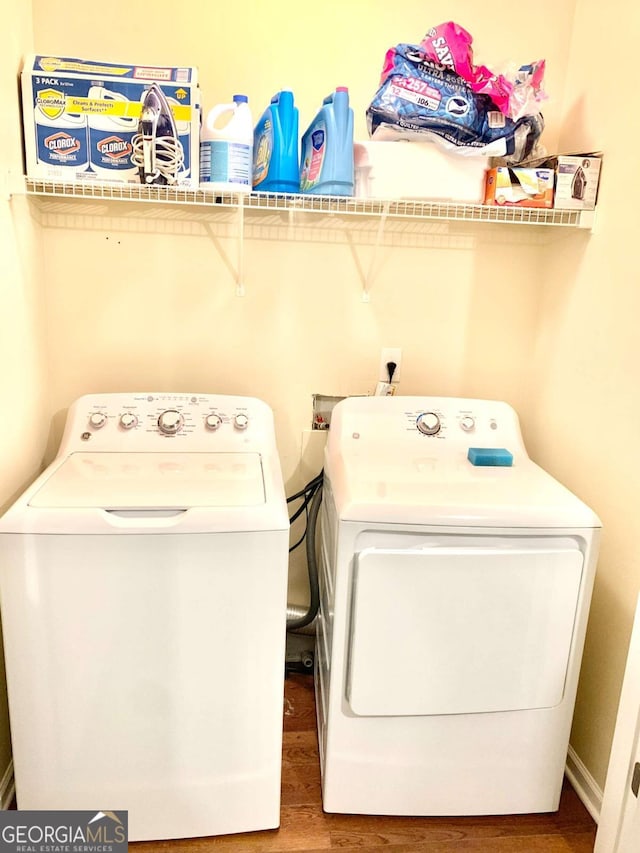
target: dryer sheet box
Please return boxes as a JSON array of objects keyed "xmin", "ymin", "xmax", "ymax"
[
  {"xmin": 483, "ymin": 167, "xmax": 554, "ymax": 209},
  {"xmin": 21, "ymin": 55, "xmax": 200, "ymax": 187},
  {"xmin": 353, "ymin": 141, "xmax": 487, "ymax": 203}
]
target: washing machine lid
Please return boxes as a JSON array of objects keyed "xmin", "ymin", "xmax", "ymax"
[
  {"xmin": 28, "ymin": 452, "xmax": 265, "ymax": 509},
  {"xmin": 328, "ymin": 454, "xmax": 600, "ymax": 528}
]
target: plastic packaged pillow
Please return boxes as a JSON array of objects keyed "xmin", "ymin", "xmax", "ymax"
[
  {"xmin": 420, "ymin": 21, "xmax": 546, "ymax": 121},
  {"xmin": 366, "ymin": 43, "xmax": 544, "ymax": 163}
]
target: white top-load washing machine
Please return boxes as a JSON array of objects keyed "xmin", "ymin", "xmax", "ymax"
[
  {"xmin": 317, "ymin": 396, "xmax": 600, "ymax": 816},
  {"xmin": 0, "ymin": 393, "xmax": 289, "ymax": 841}
]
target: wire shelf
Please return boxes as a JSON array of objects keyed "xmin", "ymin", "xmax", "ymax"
[{"xmin": 23, "ymin": 179, "xmax": 588, "ymax": 229}]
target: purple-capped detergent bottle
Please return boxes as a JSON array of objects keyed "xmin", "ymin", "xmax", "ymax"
[{"xmin": 300, "ymin": 87, "xmax": 354, "ymax": 196}]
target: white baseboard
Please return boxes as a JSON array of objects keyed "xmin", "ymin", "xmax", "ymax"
[{"xmin": 566, "ymin": 744, "xmax": 603, "ymax": 823}]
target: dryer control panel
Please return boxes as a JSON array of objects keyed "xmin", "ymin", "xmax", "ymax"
[
  {"xmin": 57, "ymin": 393, "xmax": 276, "ymax": 455},
  {"xmin": 328, "ymin": 396, "xmax": 527, "ymax": 459}
]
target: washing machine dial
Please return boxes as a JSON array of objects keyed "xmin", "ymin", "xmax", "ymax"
[
  {"xmin": 119, "ymin": 413, "xmax": 138, "ymax": 430},
  {"xmin": 234, "ymin": 413, "xmax": 249, "ymax": 431},
  {"xmin": 460, "ymin": 415, "xmax": 475, "ymax": 432},
  {"xmin": 158, "ymin": 410, "xmax": 184, "ymax": 435},
  {"xmin": 416, "ymin": 412, "xmax": 441, "ymax": 436},
  {"xmin": 205, "ymin": 413, "xmax": 222, "ymax": 431},
  {"xmin": 89, "ymin": 412, "xmax": 107, "ymax": 429}
]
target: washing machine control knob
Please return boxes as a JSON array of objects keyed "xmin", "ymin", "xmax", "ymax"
[
  {"xmin": 158, "ymin": 410, "xmax": 184, "ymax": 435},
  {"xmin": 89, "ymin": 412, "xmax": 107, "ymax": 429},
  {"xmin": 416, "ymin": 412, "xmax": 441, "ymax": 436},
  {"xmin": 205, "ymin": 414, "xmax": 222, "ymax": 431},
  {"xmin": 460, "ymin": 415, "xmax": 475, "ymax": 432},
  {"xmin": 119, "ymin": 413, "xmax": 138, "ymax": 430},
  {"xmin": 234, "ymin": 413, "xmax": 249, "ymax": 431}
]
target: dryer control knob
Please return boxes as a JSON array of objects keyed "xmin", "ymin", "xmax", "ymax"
[
  {"xmin": 205, "ymin": 413, "xmax": 222, "ymax": 431},
  {"xmin": 89, "ymin": 412, "xmax": 107, "ymax": 429},
  {"xmin": 119, "ymin": 413, "xmax": 138, "ymax": 430},
  {"xmin": 416, "ymin": 412, "xmax": 441, "ymax": 436},
  {"xmin": 460, "ymin": 415, "xmax": 475, "ymax": 432},
  {"xmin": 234, "ymin": 413, "xmax": 249, "ymax": 431},
  {"xmin": 158, "ymin": 409, "xmax": 184, "ymax": 435}
]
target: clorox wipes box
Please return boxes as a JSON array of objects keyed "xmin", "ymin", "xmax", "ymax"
[{"xmin": 21, "ymin": 55, "xmax": 200, "ymax": 186}]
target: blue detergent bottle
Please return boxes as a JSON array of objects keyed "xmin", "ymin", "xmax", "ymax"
[
  {"xmin": 252, "ymin": 90, "xmax": 300, "ymax": 193},
  {"xmin": 300, "ymin": 87, "xmax": 354, "ymax": 196}
]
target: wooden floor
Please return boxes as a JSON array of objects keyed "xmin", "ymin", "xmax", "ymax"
[{"xmin": 132, "ymin": 673, "xmax": 597, "ymax": 853}]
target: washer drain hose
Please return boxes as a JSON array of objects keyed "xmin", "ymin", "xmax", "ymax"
[{"xmin": 286, "ymin": 484, "xmax": 322, "ymax": 631}]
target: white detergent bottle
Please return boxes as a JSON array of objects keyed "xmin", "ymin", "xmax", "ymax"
[{"xmin": 200, "ymin": 94, "xmax": 253, "ymax": 193}]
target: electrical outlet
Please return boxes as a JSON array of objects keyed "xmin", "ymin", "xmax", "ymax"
[{"xmin": 379, "ymin": 348, "xmax": 402, "ymax": 383}]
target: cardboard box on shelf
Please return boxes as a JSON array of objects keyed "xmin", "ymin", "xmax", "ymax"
[
  {"xmin": 354, "ymin": 141, "xmax": 487, "ymax": 203},
  {"xmin": 552, "ymin": 153, "xmax": 602, "ymax": 210},
  {"xmin": 521, "ymin": 152, "xmax": 603, "ymax": 211},
  {"xmin": 22, "ymin": 55, "xmax": 200, "ymax": 187},
  {"xmin": 483, "ymin": 167, "xmax": 554, "ymax": 208}
]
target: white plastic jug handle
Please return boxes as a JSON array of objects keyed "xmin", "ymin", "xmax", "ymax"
[{"xmin": 205, "ymin": 104, "xmax": 236, "ymax": 132}]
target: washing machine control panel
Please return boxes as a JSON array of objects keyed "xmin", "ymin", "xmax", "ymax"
[
  {"xmin": 61, "ymin": 393, "xmax": 275, "ymax": 454},
  {"xmin": 157, "ymin": 409, "xmax": 184, "ymax": 435}
]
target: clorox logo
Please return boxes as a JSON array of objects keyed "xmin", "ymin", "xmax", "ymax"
[
  {"xmin": 36, "ymin": 88, "xmax": 65, "ymax": 120},
  {"xmin": 97, "ymin": 136, "xmax": 132, "ymax": 159},
  {"xmin": 44, "ymin": 132, "xmax": 81, "ymax": 155}
]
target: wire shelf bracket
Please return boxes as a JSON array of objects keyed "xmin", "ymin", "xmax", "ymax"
[{"xmin": 19, "ymin": 180, "xmax": 595, "ymax": 300}]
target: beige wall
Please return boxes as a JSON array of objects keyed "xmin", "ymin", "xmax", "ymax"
[
  {"xmin": 37, "ymin": 211, "xmax": 547, "ymax": 597},
  {"xmin": 29, "ymin": 0, "xmax": 577, "ymax": 601},
  {"xmin": 526, "ymin": 0, "xmax": 640, "ymax": 790},
  {"xmin": 31, "ymin": 0, "xmax": 575, "ymax": 150},
  {"xmin": 0, "ymin": 3, "xmax": 48, "ymax": 784},
  {"xmin": 5, "ymin": 0, "xmax": 626, "ymax": 804}
]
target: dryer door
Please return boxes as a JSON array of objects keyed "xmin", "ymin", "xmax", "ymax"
[{"xmin": 346, "ymin": 543, "xmax": 583, "ymax": 716}]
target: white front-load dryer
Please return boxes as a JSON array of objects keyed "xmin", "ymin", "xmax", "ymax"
[
  {"xmin": 317, "ymin": 396, "xmax": 600, "ymax": 816},
  {"xmin": 0, "ymin": 393, "xmax": 289, "ymax": 841}
]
